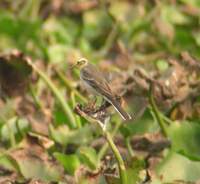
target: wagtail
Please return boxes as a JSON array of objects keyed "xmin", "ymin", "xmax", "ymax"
[{"xmin": 73, "ymin": 58, "xmax": 131, "ymax": 121}]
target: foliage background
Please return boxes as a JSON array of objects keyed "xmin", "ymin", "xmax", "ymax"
[{"xmin": 0, "ymin": 0, "xmax": 200, "ymax": 183}]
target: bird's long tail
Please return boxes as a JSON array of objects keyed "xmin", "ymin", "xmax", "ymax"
[{"xmin": 106, "ymin": 97, "xmax": 132, "ymax": 121}]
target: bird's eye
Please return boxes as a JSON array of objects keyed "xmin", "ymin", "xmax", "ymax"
[{"xmin": 77, "ymin": 59, "xmax": 86, "ymax": 65}]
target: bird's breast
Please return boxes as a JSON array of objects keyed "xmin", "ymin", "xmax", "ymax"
[{"xmin": 80, "ymin": 76, "xmax": 99, "ymax": 95}]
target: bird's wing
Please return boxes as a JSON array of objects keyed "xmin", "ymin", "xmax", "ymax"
[{"xmin": 81, "ymin": 64, "xmax": 113, "ymax": 99}]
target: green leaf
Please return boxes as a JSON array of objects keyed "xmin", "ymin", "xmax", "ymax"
[
  {"xmin": 193, "ymin": 31, "xmax": 200, "ymax": 47},
  {"xmin": 0, "ymin": 100, "xmax": 15, "ymax": 124},
  {"xmin": 1, "ymin": 117, "xmax": 29, "ymax": 142},
  {"xmin": 17, "ymin": 156, "xmax": 62, "ymax": 181},
  {"xmin": 49, "ymin": 124, "xmax": 70, "ymax": 146},
  {"xmin": 156, "ymin": 59, "xmax": 169, "ymax": 72},
  {"xmin": 0, "ymin": 12, "xmax": 43, "ymax": 56},
  {"xmin": 54, "ymin": 152, "xmax": 80, "ymax": 175},
  {"xmin": 161, "ymin": 6, "xmax": 188, "ymax": 25},
  {"xmin": 126, "ymin": 157, "xmax": 146, "ymax": 184},
  {"xmin": 0, "ymin": 154, "xmax": 20, "ymax": 173},
  {"xmin": 47, "ymin": 44, "xmax": 68, "ymax": 64},
  {"xmin": 120, "ymin": 110, "xmax": 158, "ymax": 137},
  {"xmin": 49, "ymin": 124, "xmax": 93, "ymax": 146},
  {"xmin": 43, "ymin": 17, "xmax": 74, "ymax": 45},
  {"xmin": 174, "ymin": 27, "xmax": 196, "ymax": 52},
  {"xmin": 78, "ymin": 147, "xmax": 99, "ymax": 170},
  {"xmin": 83, "ymin": 9, "xmax": 113, "ymax": 49},
  {"xmin": 109, "ymin": 1, "xmax": 133, "ymax": 22},
  {"xmin": 156, "ymin": 151, "xmax": 200, "ymax": 182},
  {"xmin": 53, "ymin": 105, "xmax": 68, "ymax": 126},
  {"xmin": 79, "ymin": 37, "xmax": 92, "ymax": 54},
  {"xmin": 0, "ymin": 150, "xmax": 62, "ymax": 181},
  {"xmin": 168, "ymin": 121, "xmax": 200, "ymax": 160},
  {"xmin": 180, "ymin": 0, "xmax": 200, "ymax": 7}
]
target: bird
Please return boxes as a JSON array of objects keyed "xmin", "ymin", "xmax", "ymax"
[{"xmin": 73, "ymin": 58, "xmax": 131, "ymax": 121}]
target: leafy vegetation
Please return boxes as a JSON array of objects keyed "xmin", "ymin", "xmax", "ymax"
[{"xmin": 0, "ymin": 0, "xmax": 200, "ymax": 183}]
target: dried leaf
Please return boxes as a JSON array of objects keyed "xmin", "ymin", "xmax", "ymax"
[{"xmin": 0, "ymin": 50, "xmax": 32, "ymax": 97}]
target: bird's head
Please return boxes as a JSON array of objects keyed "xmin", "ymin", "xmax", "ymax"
[{"xmin": 71, "ymin": 58, "xmax": 88, "ymax": 69}]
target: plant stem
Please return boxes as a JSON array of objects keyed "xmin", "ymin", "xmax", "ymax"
[
  {"xmin": 104, "ymin": 131, "xmax": 127, "ymax": 184},
  {"xmin": 71, "ymin": 92, "xmax": 82, "ymax": 128},
  {"xmin": 126, "ymin": 137, "xmax": 134, "ymax": 157},
  {"xmin": 55, "ymin": 69, "xmax": 87, "ymax": 103},
  {"xmin": 98, "ymin": 120, "xmax": 121, "ymax": 160},
  {"xmin": 74, "ymin": 107, "xmax": 127, "ymax": 184},
  {"xmin": 29, "ymin": 85, "xmax": 42, "ymax": 109},
  {"xmin": 28, "ymin": 61, "xmax": 76, "ymax": 128},
  {"xmin": 149, "ymin": 86, "xmax": 168, "ymax": 137}
]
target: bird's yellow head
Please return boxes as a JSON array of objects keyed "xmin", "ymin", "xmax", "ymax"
[{"xmin": 74, "ymin": 58, "xmax": 88, "ymax": 69}]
